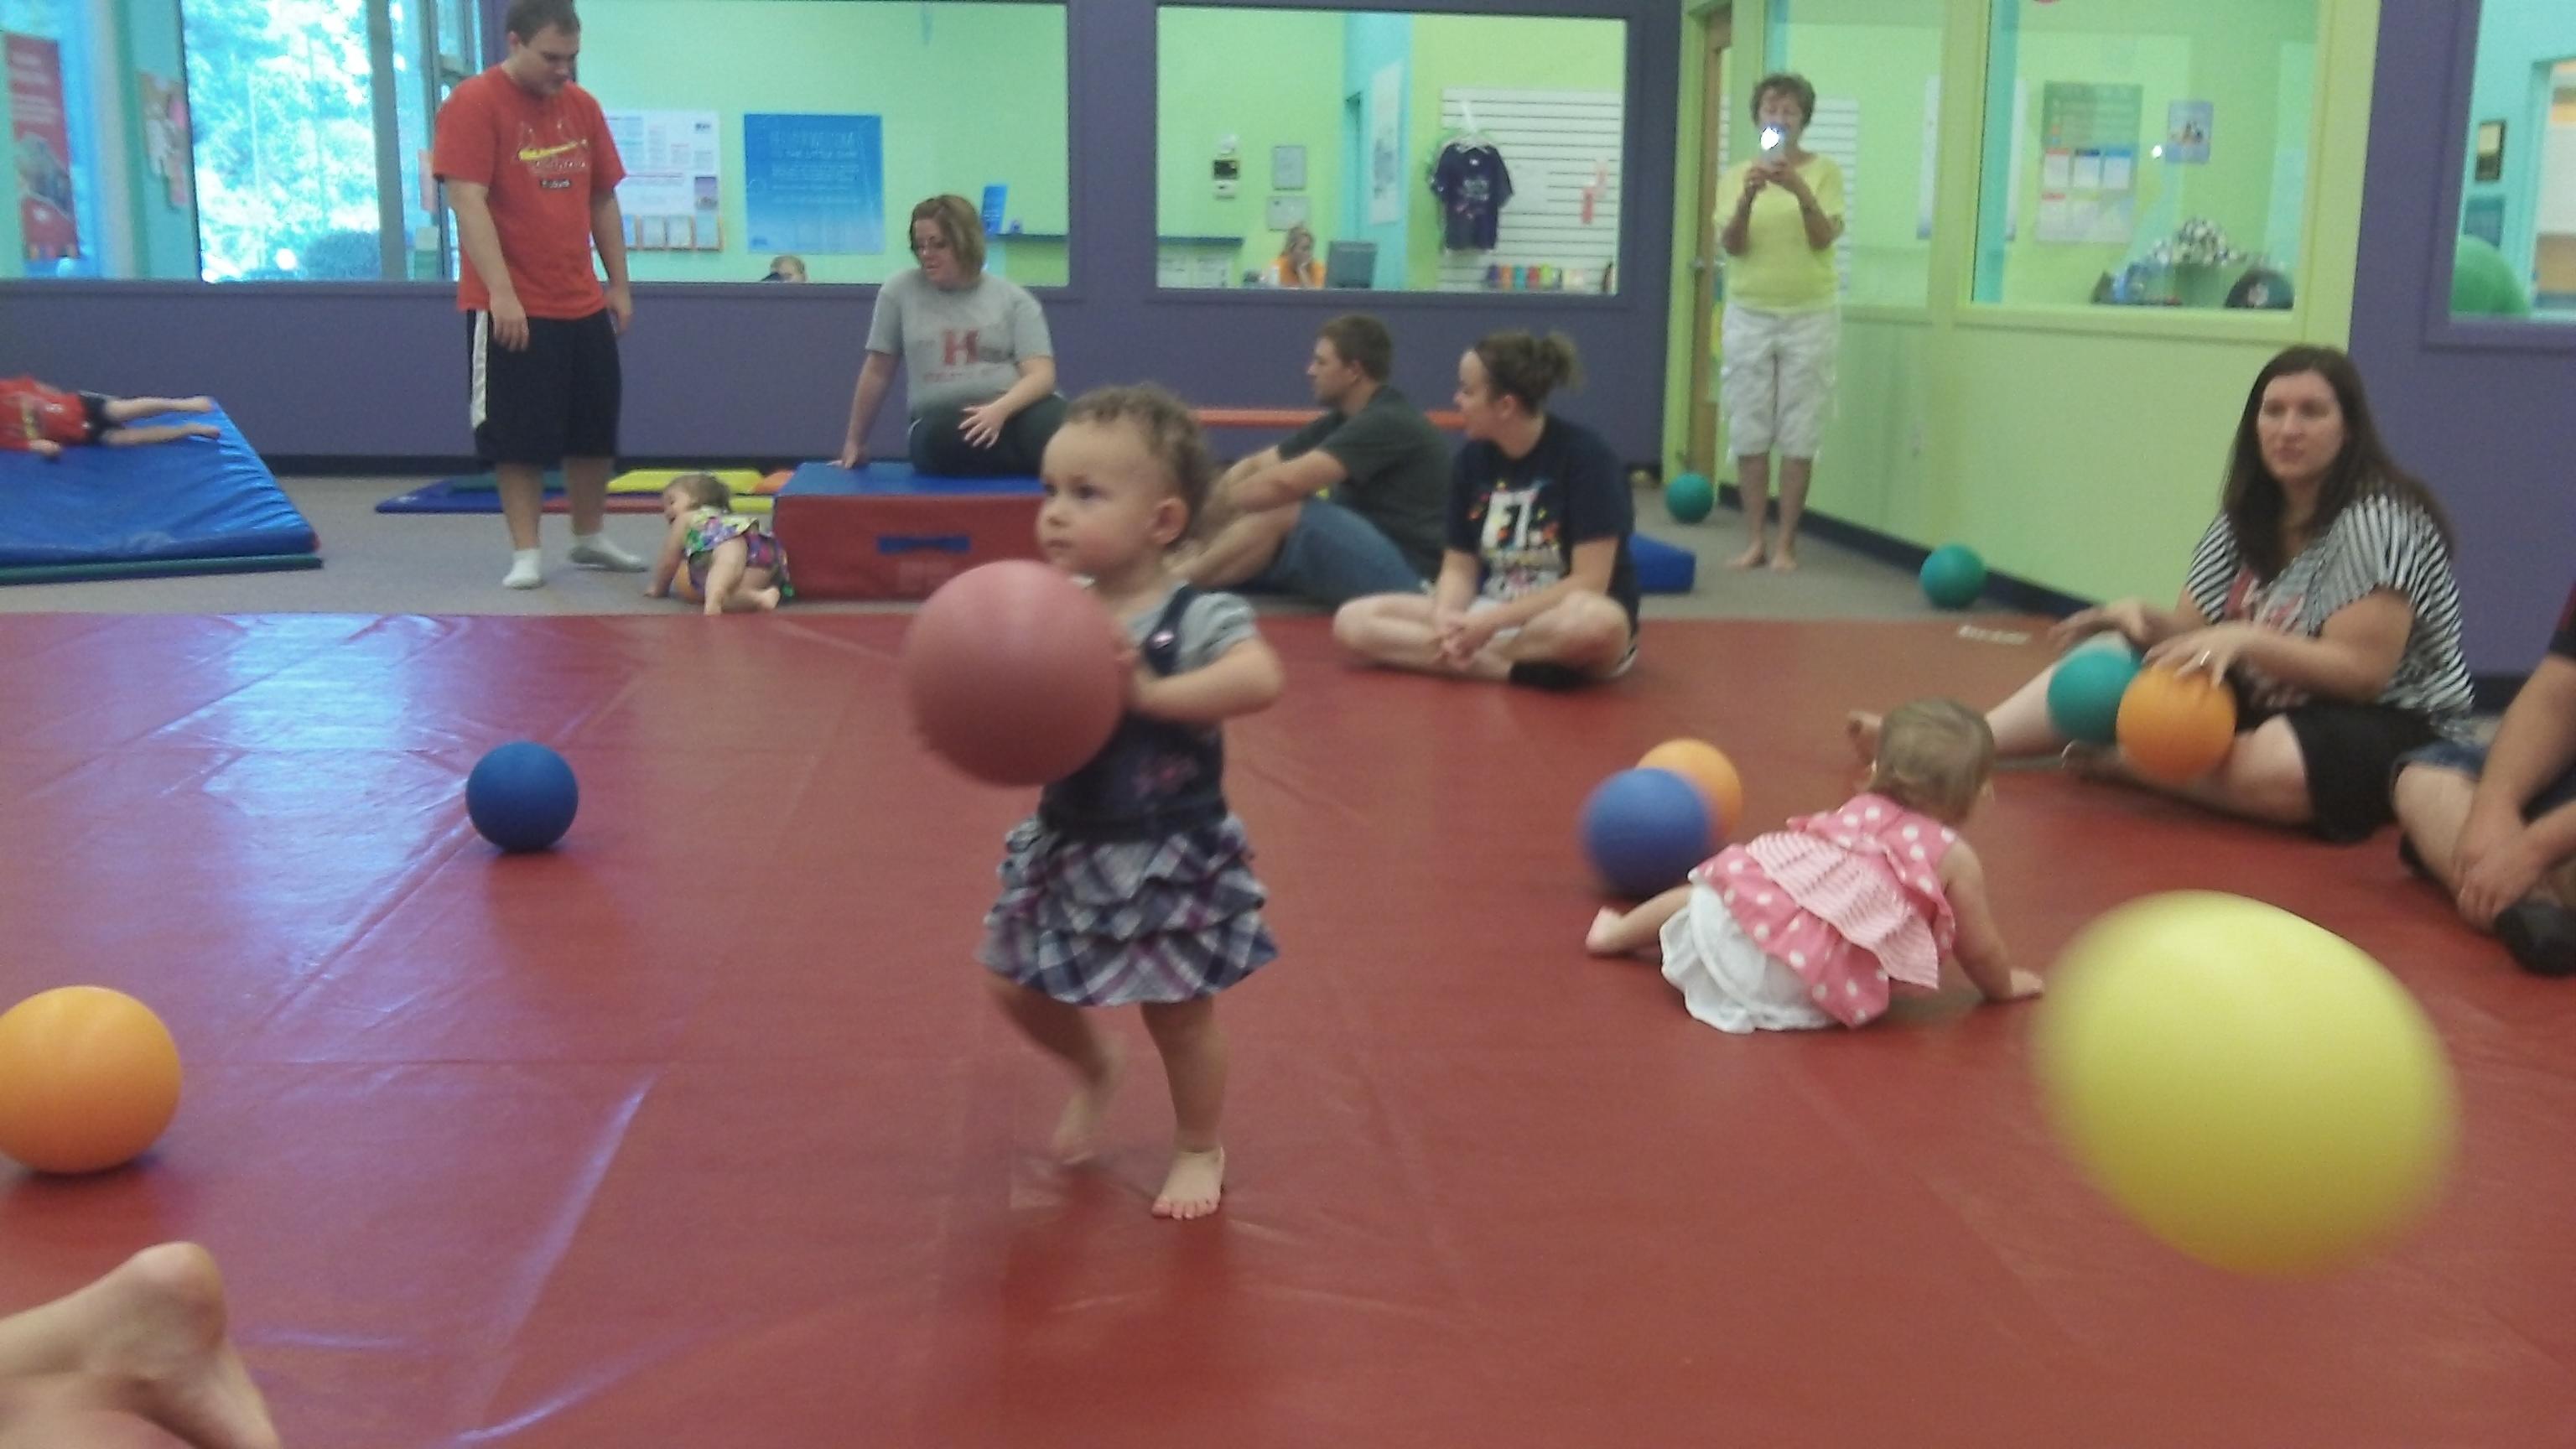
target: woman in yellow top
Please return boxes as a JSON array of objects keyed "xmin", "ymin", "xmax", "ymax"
[
  {"xmin": 1264, "ymin": 223, "xmax": 1326, "ymax": 288},
  {"xmin": 1718, "ymin": 72, "xmax": 1845, "ymax": 572}
]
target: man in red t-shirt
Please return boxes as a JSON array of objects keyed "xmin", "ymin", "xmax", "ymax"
[
  {"xmin": 1, "ymin": 378, "xmax": 221, "ymax": 460},
  {"xmin": 432, "ymin": 0, "xmax": 641, "ymax": 589},
  {"xmin": 2395, "ymin": 579, "xmax": 2576, "ymax": 976}
]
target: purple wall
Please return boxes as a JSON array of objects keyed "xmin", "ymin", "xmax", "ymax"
[
  {"xmin": 0, "ymin": 0, "xmax": 1677, "ymax": 470},
  {"xmin": 2350, "ymin": 1, "xmax": 2576, "ymax": 675}
]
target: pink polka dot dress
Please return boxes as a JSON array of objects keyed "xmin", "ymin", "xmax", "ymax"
[{"xmin": 1657, "ymin": 792, "xmax": 1959, "ymax": 1032}]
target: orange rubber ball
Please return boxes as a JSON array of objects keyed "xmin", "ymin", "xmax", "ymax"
[
  {"xmin": 0, "ymin": 987, "xmax": 183, "ymax": 1175},
  {"xmin": 2116, "ymin": 667, "xmax": 2240, "ymax": 784}
]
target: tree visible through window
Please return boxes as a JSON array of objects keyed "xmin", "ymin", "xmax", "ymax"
[{"xmin": 183, "ymin": 0, "xmax": 385, "ymax": 278}]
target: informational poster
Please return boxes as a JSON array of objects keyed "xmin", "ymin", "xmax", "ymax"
[
  {"xmin": 744, "ymin": 113, "xmax": 882, "ymax": 254},
  {"xmin": 605, "ymin": 108, "xmax": 720, "ymax": 251},
  {"xmin": 2036, "ymin": 81, "xmax": 2139, "ymax": 244},
  {"xmin": 1368, "ymin": 64, "xmax": 1403, "ymax": 225},
  {"xmin": 6, "ymin": 33, "xmax": 79, "ymax": 262},
  {"xmin": 2165, "ymin": 100, "xmax": 2212, "ymax": 164},
  {"xmin": 138, "ymin": 71, "xmax": 190, "ymax": 209}
]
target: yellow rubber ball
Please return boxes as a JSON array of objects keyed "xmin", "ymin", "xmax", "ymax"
[{"xmin": 2033, "ymin": 892, "xmax": 2458, "ymax": 1277}]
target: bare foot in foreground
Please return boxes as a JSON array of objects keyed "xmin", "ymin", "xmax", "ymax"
[
  {"xmin": 77, "ymin": 1244, "xmax": 282, "ymax": 1449},
  {"xmin": 1151, "ymin": 1147, "xmax": 1226, "ymax": 1220}
]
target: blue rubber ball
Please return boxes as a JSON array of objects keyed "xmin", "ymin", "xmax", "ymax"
[
  {"xmin": 1665, "ymin": 472, "xmax": 1716, "ymax": 524},
  {"xmin": 2046, "ymin": 641, "xmax": 2142, "ymax": 745},
  {"xmin": 466, "ymin": 741, "xmax": 580, "ymax": 853},
  {"xmin": 1920, "ymin": 543, "xmax": 1987, "ymax": 610},
  {"xmin": 1581, "ymin": 767, "xmax": 1713, "ymax": 898}
]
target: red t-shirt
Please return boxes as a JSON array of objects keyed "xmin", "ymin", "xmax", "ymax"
[
  {"xmin": 1, "ymin": 377, "xmax": 87, "ymax": 450},
  {"xmin": 431, "ymin": 70, "xmax": 626, "ymax": 319}
]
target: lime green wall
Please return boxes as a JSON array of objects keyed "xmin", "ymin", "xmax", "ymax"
[
  {"xmin": 1659, "ymin": 0, "xmax": 2377, "ymax": 610},
  {"xmin": 1156, "ymin": 8, "xmax": 1344, "ymax": 283},
  {"xmin": 1992, "ymin": 1, "xmax": 2318, "ymax": 307},
  {"xmin": 581, "ymin": 1, "xmax": 1069, "ymax": 286},
  {"xmin": 1402, "ymin": 14, "xmax": 1626, "ymax": 288},
  {"xmin": 1775, "ymin": 20, "xmax": 1942, "ymax": 306}
]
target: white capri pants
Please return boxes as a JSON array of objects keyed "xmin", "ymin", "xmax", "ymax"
[{"xmin": 1720, "ymin": 303, "xmax": 1839, "ymax": 459}]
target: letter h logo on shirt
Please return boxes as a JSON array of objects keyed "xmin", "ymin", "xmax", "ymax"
[{"xmin": 942, "ymin": 330, "xmax": 981, "ymax": 367}]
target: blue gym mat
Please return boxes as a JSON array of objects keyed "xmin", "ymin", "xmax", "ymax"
[{"xmin": 0, "ymin": 405, "xmax": 319, "ymax": 584}]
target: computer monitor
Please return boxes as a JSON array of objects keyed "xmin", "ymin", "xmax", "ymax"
[{"xmin": 1324, "ymin": 242, "xmax": 1378, "ymax": 289}]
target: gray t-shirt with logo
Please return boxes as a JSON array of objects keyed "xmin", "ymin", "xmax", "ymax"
[{"xmin": 865, "ymin": 269, "xmax": 1055, "ymax": 417}]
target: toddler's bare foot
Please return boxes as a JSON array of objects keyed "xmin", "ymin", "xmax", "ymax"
[
  {"xmin": 80, "ymin": 1244, "xmax": 282, "ymax": 1449},
  {"xmin": 749, "ymin": 585, "xmax": 783, "ymax": 612},
  {"xmin": 1768, "ymin": 550, "xmax": 1799, "ymax": 573},
  {"xmin": 1151, "ymin": 1146, "xmax": 1226, "ymax": 1220},
  {"xmin": 1846, "ymin": 711, "xmax": 1883, "ymax": 770},
  {"xmin": 1727, "ymin": 543, "xmax": 1768, "ymax": 570},
  {"xmin": 1052, "ymin": 1041, "xmax": 1124, "ymax": 1165},
  {"xmin": 1586, "ymin": 907, "xmax": 1628, "ymax": 956}
]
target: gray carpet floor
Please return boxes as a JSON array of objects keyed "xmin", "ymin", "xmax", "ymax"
[{"xmin": 0, "ymin": 475, "xmax": 2024, "ymax": 624}]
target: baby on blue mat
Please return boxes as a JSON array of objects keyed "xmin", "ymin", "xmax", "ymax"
[{"xmin": 4, "ymin": 377, "xmax": 221, "ymax": 460}]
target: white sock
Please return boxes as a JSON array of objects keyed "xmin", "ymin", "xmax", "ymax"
[
  {"xmin": 502, "ymin": 548, "xmax": 543, "ymax": 589},
  {"xmin": 568, "ymin": 531, "xmax": 646, "ymax": 571}
]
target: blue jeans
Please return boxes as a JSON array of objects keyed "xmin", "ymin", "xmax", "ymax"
[
  {"xmin": 2399, "ymin": 740, "xmax": 2576, "ymax": 818},
  {"xmin": 1244, "ymin": 498, "xmax": 1430, "ymax": 606}
]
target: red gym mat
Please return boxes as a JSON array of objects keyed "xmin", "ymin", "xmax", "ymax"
[{"xmin": 0, "ymin": 613, "xmax": 2568, "ymax": 1447}]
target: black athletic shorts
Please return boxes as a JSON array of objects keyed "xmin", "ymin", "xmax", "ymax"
[
  {"xmin": 76, "ymin": 392, "xmax": 112, "ymax": 441},
  {"xmin": 2245, "ymin": 697, "xmax": 2443, "ymax": 844},
  {"xmin": 466, "ymin": 309, "xmax": 621, "ymax": 467}
]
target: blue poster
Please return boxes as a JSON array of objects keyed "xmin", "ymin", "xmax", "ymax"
[{"xmin": 744, "ymin": 114, "xmax": 884, "ymax": 255}]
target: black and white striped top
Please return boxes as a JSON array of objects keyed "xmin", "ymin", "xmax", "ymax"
[{"xmin": 2183, "ymin": 493, "xmax": 2475, "ymax": 735}]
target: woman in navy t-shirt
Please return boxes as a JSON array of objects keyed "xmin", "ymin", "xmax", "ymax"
[{"xmin": 1333, "ymin": 331, "xmax": 1639, "ymax": 689}]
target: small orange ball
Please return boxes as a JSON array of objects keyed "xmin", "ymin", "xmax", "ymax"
[
  {"xmin": 2116, "ymin": 667, "xmax": 2240, "ymax": 784},
  {"xmin": 1639, "ymin": 739, "xmax": 1744, "ymax": 835},
  {"xmin": 0, "ymin": 987, "xmax": 183, "ymax": 1175}
]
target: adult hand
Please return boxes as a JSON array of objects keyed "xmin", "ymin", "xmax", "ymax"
[
  {"xmin": 1739, "ymin": 170, "xmax": 1770, "ymax": 204},
  {"xmin": 1772, "ymin": 165, "xmax": 1814, "ymax": 203},
  {"xmin": 489, "ymin": 294, "xmax": 531, "ymax": 352},
  {"xmin": 1431, "ymin": 602, "xmax": 1471, "ymax": 659},
  {"xmin": 837, "ymin": 437, "xmax": 870, "ymax": 470},
  {"xmin": 2454, "ymin": 808, "xmax": 2545, "ymax": 927},
  {"xmin": 958, "ymin": 401, "xmax": 1010, "ymax": 449},
  {"xmin": 2144, "ymin": 623, "xmax": 2255, "ymax": 679},
  {"xmin": 2048, "ymin": 599, "xmax": 2150, "ymax": 652},
  {"xmin": 1442, "ymin": 609, "xmax": 1505, "ymax": 666},
  {"xmin": 605, "ymin": 282, "xmax": 634, "ymax": 335}
]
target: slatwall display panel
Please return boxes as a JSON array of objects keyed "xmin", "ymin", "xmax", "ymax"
[{"xmin": 1434, "ymin": 89, "xmax": 1625, "ymax": 292}]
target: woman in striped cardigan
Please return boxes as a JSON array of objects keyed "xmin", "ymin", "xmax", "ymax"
[{"xmin": 1854, "ymin": 346, "xmax": 2474, "ymax": 844}]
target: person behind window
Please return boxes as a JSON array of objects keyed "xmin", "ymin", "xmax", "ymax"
[
  {"xmin": 1262, "ymin": 224, "xmax": 1324, "ymax": 289},
  {"xmin": 1717, "ymin": 70, "xmax": 1846, "ymax": 574},
  {"xmin": 838, "ymin": 195, "xmax": 1062, "ymax": 477}
]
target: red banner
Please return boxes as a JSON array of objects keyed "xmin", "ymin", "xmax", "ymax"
[{"xmin": 6, "ymin": 32, "xmax": 80, "ymax": 263}]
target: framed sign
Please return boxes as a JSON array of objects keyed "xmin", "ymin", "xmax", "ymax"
[{"xmin": 2475, "ymin": 119, "xmax": 2506, "ymax": 184}]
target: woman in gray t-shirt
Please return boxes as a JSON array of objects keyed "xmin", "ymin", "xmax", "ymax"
[
  {"xmin": 1852, "ymin": 346, "xmax": 2474, "ymax": 844},
  {"xmin": 838, "ymin": 195, "xmax": 1063, "ymax": 477}
]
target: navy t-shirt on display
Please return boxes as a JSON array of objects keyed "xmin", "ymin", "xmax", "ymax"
[{"xmin": 1431, "ymin": 141, "xmax": 1514, "ymax": 252}]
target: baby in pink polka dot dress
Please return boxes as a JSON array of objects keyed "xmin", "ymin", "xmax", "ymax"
[{"xmin": 1587, "ymin": 699, "xmax": 2043, "ymax": 1031}]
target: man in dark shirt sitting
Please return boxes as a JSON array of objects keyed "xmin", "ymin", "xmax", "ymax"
[{"xmin": 1185, "ymin": 314, "xmax": 1449, "ymax": 606}]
